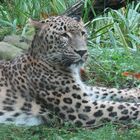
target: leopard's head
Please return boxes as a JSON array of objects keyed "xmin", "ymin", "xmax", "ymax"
[{"xmin": 30, "ymin": 16, "xmax": 88, "ymax": 68}]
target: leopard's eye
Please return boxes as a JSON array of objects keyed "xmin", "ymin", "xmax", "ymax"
[
  {"xmin": 61, "ymin": 33, "xmax": 70, "ymax": 38},
  {"xmin": 81, "ymin": 31, "xmax": 86, "ymax": 36},
  {"xmin": 40, "ymin": 20, "xmax": 45, "ymax": 23}
]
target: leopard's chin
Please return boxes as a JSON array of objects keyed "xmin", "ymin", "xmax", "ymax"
[{"xmin": 69, "ymin": 61, "xmax": 84, "ymax": 69}]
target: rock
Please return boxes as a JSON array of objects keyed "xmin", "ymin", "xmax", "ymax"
[
  {"xmin": 3, "ymin": 35, "xmax": 31, "ymax": 50},
  {"xmin": 0, "ymin": 42, "xmax": 23, "ymax": 60}
]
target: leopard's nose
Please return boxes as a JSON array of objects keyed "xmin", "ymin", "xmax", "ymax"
[{"xmin": 74, "ymin": 50, "xmax": 87, "ymax": 57}]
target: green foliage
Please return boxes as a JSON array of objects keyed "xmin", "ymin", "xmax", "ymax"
[
  {"xmin": 86, "ymin": 47, "xmax": 140, "ymax": 88},
  {"xmin": 0, "ymin": 124, "xmax": 140, "ymax": 140},
  {"xmin": 87, "ymin": 2, "xmax": 140, "ymax": 49},
  {"xmin": 84, "ymin": 2, "xmax": 140, "ymax": 88},
  {"xmin": 0, "ymin": 0, "xmax": 76, "ymax": 32}
]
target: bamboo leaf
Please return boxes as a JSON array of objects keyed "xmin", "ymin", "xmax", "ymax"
[{"xmin": 114, "ymin": 23, "xmax": 129, "ymax": 49}]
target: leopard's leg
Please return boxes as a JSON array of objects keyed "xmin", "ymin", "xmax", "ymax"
[
  {"xmin": 57, "ymin": 100, "xmax": 140, "ymax": 127},
  {"xmin": 87, "ymin": 86, "xmax": 140, "ymax": 102},
  {"xmin": 37, "ymin": 89, "xmax": 140, "ymax": 126}
]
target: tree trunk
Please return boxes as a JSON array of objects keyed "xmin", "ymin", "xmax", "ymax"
[{"xmin": 63, "ymin": 0, "xmax": 138, "ymax": 20}]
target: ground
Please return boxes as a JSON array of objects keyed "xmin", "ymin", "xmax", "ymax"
[{"xmin": 0, "ymin": 123, "xmax": 140, "ymax": 140}]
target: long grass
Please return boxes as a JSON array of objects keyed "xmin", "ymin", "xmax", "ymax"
[
  {"xmin": 85, "ymin": 2, "xmax": 140, "ymax": 88},
  {"xmin": 0, "ymin": 0, "xmax": 76, "ymax": 30}
]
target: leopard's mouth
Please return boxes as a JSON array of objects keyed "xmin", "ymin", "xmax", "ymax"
[
  {"xmin": 74, "ymin": 54, "xmax": 88, "ymax": 65},
  {"xmin": 62, "ymin": 58, "xmax": 84, "ymax": 67},
  {"xmin": 71, "ymin": 59, "xmax": 86, "ymax": 68}
]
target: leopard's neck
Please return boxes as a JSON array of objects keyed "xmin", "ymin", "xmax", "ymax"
[{"xmin": 69, "ymin": 64, "xmax": 87, "ymax": 90}]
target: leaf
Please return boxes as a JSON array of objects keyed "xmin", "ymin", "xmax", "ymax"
[
  {"xmin": 0, "ymin": 19, "xmax": 13, "ymax": 26},
  {"xmin": 114, "ymin": 23, "xmax": 129, "ymax": 49},
  {"xmin": 108, "ymin": 30, "xmax": 117, "ymax": 48},
  {"xmin": 128, "ymin": 34, "xmax": 140, "ymax": 44},
  {"xmin": 122, "ymin": 72, "xmax": 140, "ymax": 79},
  {"xmin": 122, "ymin": 72, "xmax": 133, "ymax": 76}
]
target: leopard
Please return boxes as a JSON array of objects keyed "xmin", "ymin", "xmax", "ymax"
[{"xmin": 0, "ymin": 15, "xmax": 140, "ymax": 127}]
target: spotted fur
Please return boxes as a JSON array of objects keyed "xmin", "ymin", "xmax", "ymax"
[{"xmin": 0, "ymin": 16, "xmax": 140, "ymax": 126}]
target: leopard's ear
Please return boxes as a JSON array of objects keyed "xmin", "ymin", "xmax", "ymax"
[
  {"xmin": 72, "ymin": 15, "xmax": 82, "ymax": 22},
  {"xmin": 28, "ymin": 18, "xmax": 43, "ymax": 29}
]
